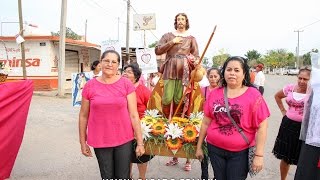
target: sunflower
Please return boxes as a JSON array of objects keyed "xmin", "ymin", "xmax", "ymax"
[
  {"xmin": 171, "ymin": 117, "xmax": 189, "ymax": 127},
  {"xmin": 166, "ymin": 138, "xmax": 183, "ymax": 150},
  {"xmin": 183, "ymin": 124, "xmax": 198, "ymax": 142},
  {"xmin": 190, "ymin": 118, "xmax": 202, "ymax": 126},
  {"xmin": 151, "ymin": 121, "xmax": 166, "ymax": 135},
  {"xmin": 141, "ymin": 116, "xmax": 157, "ymax": 125}
]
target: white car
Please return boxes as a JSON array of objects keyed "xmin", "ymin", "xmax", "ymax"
[{"xmin": 287, "ymin": 68, "xmax": 299, "ymax": 75}]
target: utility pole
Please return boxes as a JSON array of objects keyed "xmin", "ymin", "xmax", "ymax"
[
  {"xmin": 18, "ymin": 0, "xmax": 27, "ymax": 79},
  {"xmin": 58, "ymin": 0, "xmax": 67, "ymax": 96},
  {"xmin": 294, "ymin": 30, "xmax": 303, "ymax": 68},
  {"xmin": 84, "ymin": 19, "xmax": 87, "ymax": 42},
  {"xmin": 117, "ymin": 17, "xmax": 120, "ymax": 41},
  {"xmin": 126, "ymin": 0, "xmax": 130, "ymax": 66}
]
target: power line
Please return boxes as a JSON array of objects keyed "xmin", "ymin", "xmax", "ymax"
[
  {"xmin": 297, "ymin": 19, "xmax": 320, "ymax": 30},
  {"xmin": 81, "ymin": 0, "xmax": 127, "ymax": 24}
]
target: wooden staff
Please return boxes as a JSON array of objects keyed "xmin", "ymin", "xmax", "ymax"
[{"xmin": 173, "ymin": 25, "xmax": 217, "ymax": 117}]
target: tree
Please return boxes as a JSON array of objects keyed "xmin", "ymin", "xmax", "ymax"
[
  {"xmin": 302, "ymin": 52, "xmax": 311, "ymax": 66},
  {"xmin": 202, "ymin": 57, "xmax": 211, "ymax": 67},
  {"xmin": 245, "ymin": 49, "xmax": 261, "ymax": 61},
  {"xmin": 212, "ymin": 49, "xmax": 230, "ymax": 67},
  {"xmin": 261, "ymin": 49, "xmax": 295, "ymax": 68},
  {"xmin": 51, "ymin": 27, "xmax": 82, "ymax": 40}
]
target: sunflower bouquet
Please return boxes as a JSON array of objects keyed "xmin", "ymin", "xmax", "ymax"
[{"xmin": 141, "ymin": 110, "xmax": 205, "ymax": 158}]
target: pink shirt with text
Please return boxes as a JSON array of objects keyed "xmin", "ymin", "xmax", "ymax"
[
  {"xmin": 204, "ymin": 87, "xmax": 270, "ymax": 152},
  {"xmin": 283, "ymin": 84, "xmax": 306, "ymax": 122},
  {"xmin": 82, "ymin": 77, "xmax": 135, "ymax": 148}
]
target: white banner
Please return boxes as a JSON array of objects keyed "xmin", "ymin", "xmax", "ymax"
[
  {"xmin": 101, "ymin": 40, "xmax": 122, "ymax": 68},
  {"xmin": 136, "ymin": 48, "xmax": 157, "ymax": 74},
  {"xmin": 133, "ymin": 14, "xmax": 156, "ymax": 31}
]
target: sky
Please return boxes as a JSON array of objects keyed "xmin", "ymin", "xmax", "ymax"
[{"xmin": 1, "ymin": 0, "xmax": 320, "ymax": 58}]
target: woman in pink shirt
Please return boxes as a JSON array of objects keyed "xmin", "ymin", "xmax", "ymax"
[
  {"xmin": 200, "ymin": 67, "xmax": 221, "ymax": 179},
  {"xmin": 201, "ymin": 67, "xmax": 221, "ymax": 101},
  {"xmin": 196, "ymin": 56, "xmax": 270, "ymax": 180},
  {"xmin": 78, "ymin": 50, "xmax": 145, "ymax": 179},
  {"xmin": 123, "ymin": 64, "xmax": 153, "ymax": 180},
  {"xmin": 272, "ymin": 66, "xmax": 311, "ymax": 180}
]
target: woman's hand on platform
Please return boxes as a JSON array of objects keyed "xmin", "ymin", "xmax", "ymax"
[
  {"xmin": 81, "ymin": 143, "xmax": 93, "ymax": 157},
  {"xmin": 135, "ymin": 145, "xmax": 145, "ymax": 157},
  {"xmin": 195, "ymin": 148, "xmax": 204, "ymax": 161}
]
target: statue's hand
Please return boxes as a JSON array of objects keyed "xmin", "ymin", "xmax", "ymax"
[{"xmin": 172, "ymin": 36, "xmax": 183, "ymax": 44}]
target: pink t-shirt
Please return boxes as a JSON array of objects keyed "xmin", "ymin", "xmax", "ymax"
[
  {"xmin": 201, "ymin": 86, "xmax": 214, "ymax": 101},
  {"xmin": 283, "ymin": 84, "xmax": 307, "ymax": 122},
  {"xmin": 204, "ymin": 87, "xmax": 270, "ymax": 152},
  {"xmin": 82, "ymin": 77, "xmax": 135, "ymax": 148}
]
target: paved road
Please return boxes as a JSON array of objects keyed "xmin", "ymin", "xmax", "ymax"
[{"xmin": 9, "ymin": 74, "xmax": 298, "ymax": 180}]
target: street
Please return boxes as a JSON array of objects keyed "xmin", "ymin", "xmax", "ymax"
[{"xmin": 9, "ymin": 74, "xmax": 297, "ymax": 180}]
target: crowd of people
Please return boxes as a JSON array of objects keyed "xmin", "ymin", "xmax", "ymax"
[{"xmin": 78, "ymin": 13, "xmax": 319, "ymax": 180}]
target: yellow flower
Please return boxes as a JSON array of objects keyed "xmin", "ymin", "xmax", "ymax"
[
  {"xmin": 166, "ymin": 138, "xmax": 183, "ymax": 150},
  {"xmin": 141, "ymin": 116, "xmax": 157, "ymax": 125},
  {"xmin": 191, "ymin": 118, "xmax": 202, "ymax": 126},
  {"xmin": 183, "ymin": 124, "xmax": 198, "ymax": 143},
  {"xmin": 171, "ymin": 117, "xmax": 189, "ymax": 127},
  {"xmin": 152, "ymin": 121, "xmax": 166, "ymax": 136},
  {"xmin": 172, "ymin": 117, "xmax": 189, "ymax": 123}
]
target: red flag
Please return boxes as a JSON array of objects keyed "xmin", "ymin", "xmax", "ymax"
[{"xmin": 0, "ymin": 80, "xmax": 33, "ymax": 179}]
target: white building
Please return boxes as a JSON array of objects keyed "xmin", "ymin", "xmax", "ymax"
[{"xmin": 0, "ymin": 35, "xmax": 100, "ymax": 90}]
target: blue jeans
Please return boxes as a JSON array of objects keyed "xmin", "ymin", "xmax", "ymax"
[{"xmin": 207, "ymin": 143, "xmax": 249, "ymax": 180}]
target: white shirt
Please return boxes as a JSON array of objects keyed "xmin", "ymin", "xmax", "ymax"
[
  {"xmin": 87, "ymin": 71, "xmax": 102, "ymax": 79},
  {"xmin": 254, "ymin": 71, "xmax": 265, "ymax": 87}
]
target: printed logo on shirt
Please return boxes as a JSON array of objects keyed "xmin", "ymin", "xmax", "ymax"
[{"xmin": 212, "ymin": 99, "xmax": 243, "ymax": 136}]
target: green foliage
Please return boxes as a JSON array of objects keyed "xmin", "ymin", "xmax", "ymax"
[
  {"xmin": 212, "ymin": 49, "xmax": 230, "ymax": 67},
  {"xmin": 302, "ymin": 52, "xmax": 311, "ymax": 65},
  {"xmin": 148, "ymin": 41, "xmax": 158, "ymax": 48},
  {"xmin": 261, "ymin": 49, "xmax": 295, "ymax": 68},
  {"xmin": 51, "ymin": 27, "xmax": 82, "ymax": 40},
  {"xmin": 245, "ymin": 49, "xmax": 261, "ymax": 61},
  {"xmin": 202, "ymin": 57, "xmax": 209, "ymax": 67}
]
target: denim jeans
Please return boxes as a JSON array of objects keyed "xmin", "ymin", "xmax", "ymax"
[
  {"xmin": 207, "ymin": 143, "xmax": 248, "ymax": 180},
  {"xmin": 201, "ymin": 154, "xmax": 209, "ymax": 179}
]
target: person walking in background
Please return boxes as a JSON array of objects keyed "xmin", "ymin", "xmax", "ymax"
[
  {"xmin": 294, "ymin": 53, "xmax": 320, "ymax": 179},
  {"xmin": 200, "ymin": 67, "xmax": 221, "ymax": 180},
  {"xmin": 196, "ymin": 56, "xmax": 270, "ymax": 180},
  {"xmin": 155, "ymin": 12, "xmax": 200, "ymax": 171},
  {"xmin": 87, "ymin": 60, "xmax": 102, "ymax": 79},
  {"xmin": 122, "ymin": 64, "xmax": 154, "ymax": 180},
  {"xmin": 78, "ymin": 50, "xmax": 145, "ymax": 179},
  {"xmin": 249, "ymin": 66, "xmax": 256, "ymax": 84},
  {"xmin": 253, "ymin": 64, "xmax": 265, "ymax": 95},
  {"xmin": 272, "ymin": 66, "xmax": 311, "ymax": 180}
]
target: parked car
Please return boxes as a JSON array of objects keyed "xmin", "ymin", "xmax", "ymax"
[{"xmin": 287, "ymin": 67, "xmax": 299, "ymax": 75}]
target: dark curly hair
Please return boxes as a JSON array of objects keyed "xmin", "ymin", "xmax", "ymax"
[
  {"xmin": 123, "ymin": 64, "xmax": 142, "ymax": 83},
  {"xmin": 174, "ymin": 13, "xmax": 189, "ymax": 30},
  {"xmin": 90, "ymin": 60, "xmax": 100, "ymax": 71},
  {"xmin": 220, "ymin": 56, "xmax": 254, "ymax": 87}
]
